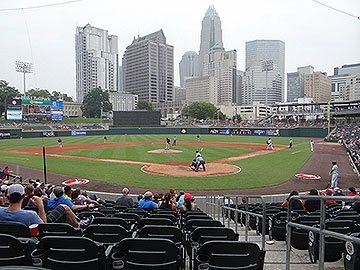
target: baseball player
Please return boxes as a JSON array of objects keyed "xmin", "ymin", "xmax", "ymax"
[
  {"xmin": 173, "ymin": 136, "xmax": 177, "ymax": 146},
  {"xmin": 289, "ymin": 139, "xmax": 293, "ymax": 148},
  {"xmin": 165, "ymin": 138, "xmax": 170, "ymax": 150},
  {"xmin": 266, "ymin": 138, "xmax": 273, "ymax": 150},
  {"xmin": 195, "ymin": 154, "xmax": 206, "ymax": 172},
  {"xmin": 104, "ymin": 136, "xmax": 107, "ymax": 143},
  {"xmin": 197, "ymin": 135, "xmax": 200, "ymax": 142},
  {"xmin": 189, "ymin": 159, "xmax": 197, "ymax": 171},
  {"xmin": 310, "ymin": 140, "xmax": 315, "ymax": 152},
  {"xmin": 329, "ymin": 161, "xmax": 339, "ymax": 188},
  {"xmin": 57, "ymin": 138, "xmax": 62, "ymax": 148},
  {"xmin": 195, "ymin": 150, "xmax": 201, "ymax": 158}
]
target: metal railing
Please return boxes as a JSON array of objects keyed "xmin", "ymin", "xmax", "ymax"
[
  {"xmin": 205, "ymin": 195, "xmax": 267, "ymax": 249},
  {"xmin": 286, "ymin": 195, "xmax": 360, "ymax": 270}
]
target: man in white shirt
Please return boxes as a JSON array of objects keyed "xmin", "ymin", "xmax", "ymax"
[
  {"xmin": 329, "ymin": 161, "xmax": 339, "ymax": 188},
  {"xmin": 310, "ymin": 140, "xmax": 315, "ymax": 152}
]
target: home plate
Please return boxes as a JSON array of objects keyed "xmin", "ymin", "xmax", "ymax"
[
  {"xmin": 295, "ymin": 173, "xmax": 321, "ymax": 180},
  {"xmin": 34, "ymin": 153, "xmax": 39, "ymax": 155}
]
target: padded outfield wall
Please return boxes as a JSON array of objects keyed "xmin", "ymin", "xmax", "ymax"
[{"xmin": 1, "ymin": 126, "xmax": 328, "ymax": 139}]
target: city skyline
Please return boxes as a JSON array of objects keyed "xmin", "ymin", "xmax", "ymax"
[{"xmin": 0, "ymin": 0, "xmax": 359, "ymax": 99}]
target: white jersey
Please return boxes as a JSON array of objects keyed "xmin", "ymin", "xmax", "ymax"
[{"xmin": 331, "ymin": 164, "xmax": 339, "ymax": 175}]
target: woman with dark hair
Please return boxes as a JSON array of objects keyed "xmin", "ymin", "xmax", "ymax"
[
  {"xmin": 157, "ymin": 193, "xmax": 176, "ymax": 211},
  {"xmin": 303, "ymin": 189, "xmax": 321, "ymax": 212},
  {"xmin": 179, "ymin": 193, "xmax": 198, "ymax": 213},
  {"xmin": 281, "ymin": 191, "xmax": 304, "ymax": 210}
]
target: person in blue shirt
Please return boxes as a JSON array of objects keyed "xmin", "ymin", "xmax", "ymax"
[{"xmin": 138, "ymin": 191, "xmax": 158, "ymax": 209}]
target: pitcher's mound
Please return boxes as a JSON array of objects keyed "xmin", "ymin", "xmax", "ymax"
[{"xmin": 148, "ymin": 149, "xmax": 183, "ymax": 154}]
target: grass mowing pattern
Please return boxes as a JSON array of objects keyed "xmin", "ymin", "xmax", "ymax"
[{"xmin": 0, "ymin": 135, "xmax": 312, "ymax": 190}]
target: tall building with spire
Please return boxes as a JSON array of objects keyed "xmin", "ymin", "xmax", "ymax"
[
  {"xmin": 198, "ymin": 5, "xmax": 223, "ymax": 76},
  {"xmin": 75, "ymin": 24, "xmax": 119, "ymax": 102},
  {"xmin": 122, "ymin": 30, "xmax": 174, "ymax": 103}
]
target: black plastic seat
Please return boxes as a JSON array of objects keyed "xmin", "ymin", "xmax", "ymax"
[
  {"xmin": 151, "ymin": 213, "xmax": 178, "ymax": 224},
  {"xmin": 291, "ymin": 215, "xmax": 320, "ymax": 250},
  {"xmin": 269, "ymin": 212, "xmax": 288, "ymax": 241},
  {"xmin": 126, "ymin": 208, "xmax": 148, "ymax": 218},
  {"xmin": 0, "ymin": 223, "xmax": 31, "ymax": 238},
  {"xmin": 98, "ymin": 207, "xmax": 118, "ymax": 216},
  {"xmin": 112, "ymin": 212, "xmax": 141, "ymax": 228},
  {"xmin": 34, "ymin": 236, "xmax": 107, "ymax": 270},
  {"xmin": 92, "ymin": 217, "xmax": 130, "ymax": 231},
  {"xmin": 113, "ymin": 205, "xmax": 129, "ymax": 212},
  {"xmin": 137, "ymin": 217, "xmax": 175, "ymax": 230},
  {"xmin": 0, "ymin": 234, "xmax": 34, "ymax": 266},
  {"xmin": 194, "ymin": 240, "xmax": 266, "ymax": 270},
  {"xmin": 38, "ymin": 223, "xmax": 81, "ymax": 238},
  {"xmin": 84, "ymin": 224, "xmax": 129, "ymax": 245},
  {"xmin": 136, "ymin": 225, "xmax": 184, "ymax": 246},
  {"xmin": 78, "ymin": 211, "xmax": 105, "ymax": 219},
  {"xmin": 184, "ymin": 219, "xmax": 223, "ymax": 233},
  {"xmin": 344, "ymin": 232, "xmax": 360, "ymax": 270},
  {"xmin": 110, "ymin": 238, "xmax": 182, "ymax": 270}
]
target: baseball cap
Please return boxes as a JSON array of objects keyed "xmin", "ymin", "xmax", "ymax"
[
  {"xmin": 7, "ymin": 184, "xmax": 25, "ymax": 196},
  {"xmin": 333, "ymin": 187, "xmax": 341, "ymax": 193},
  {"xmin": 184, "ymin": 193, "xmax": 192, "ymax": 200},
  {"xmin": 349, "ymin": 187, "xmax": 356, "ymax": 193},
  {"xmin": 1, "ymin": 185, "xmax": 8, "ymax": 192},
  {"xmin": 53, "ymin": 186, "xmax": 64, "ymax": 198},
  {"xmin": 179, "ymin": 190, "xmax": 185, "ymax": 195},
  {"xmin": 144, "ymin": 191, "xmax": 152, "ymax": 199},
  {"xmin": 324, "ymin": 189, "xmax": 332, "ymax": 196}
]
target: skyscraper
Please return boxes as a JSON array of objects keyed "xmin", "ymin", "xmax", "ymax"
[
  {"xmin": 198, "ymin": 5, "xmax": 223, "ymax": 76},
  {"xmin": 75, "ymin": 24, "xmax": 119, "ymax": 102},
  {"xmin": 287, "ymin": 65, "xmax": 314, "ymax": 102},
  {"xmin": 304, "ymin": 72, "xmax": 331, "ymax": 103},
  {"xmin": 122, "ymin": 30, "xmax": 174, "ymax": 103},
  {"xmin": 179, "ymin": 51, "xmax": 199, "ymax": 87},
  {"xmin": 245, "ymin": 40, "xmax": 285, "ymax": 102}
]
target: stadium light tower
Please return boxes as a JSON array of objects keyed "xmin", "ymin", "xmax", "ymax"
[
  {"xmin": 262, "ymin": 60, "xmax": 273, "ymax": 117},
  {"xmin": 15, "ymin": 61, "xmax": 33, "ymax": 95}
]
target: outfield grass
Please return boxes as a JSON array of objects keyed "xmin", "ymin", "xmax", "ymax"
[{"xmin": 0, "ymin": 135, "xmax": 312, "ymax": 190}]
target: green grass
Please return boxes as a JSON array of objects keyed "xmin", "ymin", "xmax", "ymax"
[{"xmin": 0, "ymin": 135, "xmax": 312, "ymax": 190}]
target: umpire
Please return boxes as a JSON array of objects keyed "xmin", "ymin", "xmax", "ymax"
[{"xmin": 195, "ymin": 154, "xmax": 206, "ymax": 172}]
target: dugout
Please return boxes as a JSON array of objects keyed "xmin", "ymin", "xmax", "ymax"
[{"xmin": 113, "ymin": 111, "xmax": 161, "ymax": 127}]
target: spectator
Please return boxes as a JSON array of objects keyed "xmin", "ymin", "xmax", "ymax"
[
  {"xmin": 323, "ymin": 189, "xmax": 336, "ymax": 205},
  {"xmin": 0, "ymin": 184, "xmax": 93, "ymax": 229},
  {"xmin": 0, "ymin": 185, "xmax": 8, "ymax": 206},
  {"xmin": 348, "ymin": 187, "xmax": 359, "ymax": 196},
  {"xmin": 134, "ymin": 194, "xmax": 143, "ymax": 207},
  {"xmin": 153, "ymin": 193, "xmax": 162, "ymax": 204},
  {"xmin": 0, "ymin": 167, "xmax": 9, "ymax": 181},
  {"xmin": 22, "ymin": 185, "xmax": 34, "ymax": 208},
  {"xmin": 138, "ymin": 191, "xmax": 158, "ymax": 209},
  {"xmin": 176, "ymin": 190, "xmax": 185, "ymax": 208},
  {"xmin": 115, "ymin": 187, "xmax": 133, "ymax": 208},
  {"xmin": 48, "ymin": 186, "xmax": 94, "ymax": 212},
  {"xmin": 281, "ymin": 191, "xmax": 304, "ymax": 210},
  {"xmin": 333, "ymin": 187, "xmax": 345, "ymax": 196},
  {"xmin": 180, "ymin": 193, "xmax": 198, "ymax": 213},
  {"xmin": 157, "ymin": 192, "xmax": 176, "ymax": 211},
  {"xmin": 63, "ymin": 186, "xmax": 72, "ymax": 200},
  {"xmin": 303, "ymin": 189, "xmax": 321, "ymax": 213}
]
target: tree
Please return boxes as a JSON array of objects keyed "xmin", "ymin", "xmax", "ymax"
[
  {"xmin": 136, "ymin": 100, "xmax": 153, "ymax": 111},
  {"xmin": 187, "ymin": 102, "xmax": 218, "ymax": 119},
  {"xmin": 232, "ymin": 114, "xmax": 242, "ymax": 122},
  {"xmin": 81, "ymin": 87, "xmax": 112, "ymax": 118},
  {"xmin": 27, "ymin": 88, "xmax": 52, "ymax": 99},
  {"xmin": 51, "ymin": 91, "xmax": 73, "ymax": 102},
  {"xmin": 0, "ymin": 80, "xmax": 21, "ymax": 117}
]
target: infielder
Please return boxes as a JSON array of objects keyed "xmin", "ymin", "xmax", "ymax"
[
  {"xmin": 165, "ymin": 138, "xmax": 170, "ymax": 150},
  {"xmin": 173, "ymin": 136, "xmax": 177, "ymax": 146},
  {"xmin": 266, "ymin": 138, "xmax": 273, "ymax": 150},
  {"xmin": 57, "ymin": 138, "xmax": 62, "ymax": 148},
  {"xmin": 104, "ymin": 136, "xmax": 107, "ymax": 143},
  {"xmin": 310, "ymin": 140, "xmax": 314, "ymax": 152},
  {"xmin": 289, "ymin": 139, "xmax": 293, "ymax": 148},
  {"xmin": 197, "ymin": 135, "xmax": 200, "ymax": 142},
  {"xmin": 329, "ymin": 161, "xmax": 339, "ymax": 188}
]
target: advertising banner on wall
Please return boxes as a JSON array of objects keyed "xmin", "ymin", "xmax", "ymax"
[
  {"xmin": 230, "ymin": 129, "xmax": 253, "ymax": 136},
  {"xmin": 42, "ymin": 131, "xmax": 57, "ymax": 137},
  {"xmin": 6, "ymin": 99, "xmax": 22, "ymax": 120},
  {"xmin": 0, "ymin": 130, "xmax": 11, "ymax": 139},
  {"xmin": 209, "ymin": 128, "xmax": 280, "ymax": 136},
  {"xmin": 51, "ymin": 101, "xmax": 63, "ymax": 109},
  {"xmin": 51, "ymin": 111, "xmax": 63, "ymax": 121},
  {"xmin": 71, "ymin": 131, "xmax": 86, "ymax": 136}
]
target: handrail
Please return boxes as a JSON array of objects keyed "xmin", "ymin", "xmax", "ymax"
[{"xmin": 286, "ymin": 195, "xmax": 360, "ymax": 270}]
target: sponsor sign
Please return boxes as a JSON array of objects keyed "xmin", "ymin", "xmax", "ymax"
[
  {"xmin": 51, "ymin": 111, "xmax": 63, "ymax": 121},
  {"xmin": 6, "ymin": 110, "xmax": 23, "ymax": 120},
  {"xmin": 209, "ymin": 129, "xmax": 219, "ymax": 134},
  {"xmin": 295, "ymin": 174, "xmax": 321, "ymax": 180},
  {"xmin": 6, "ymin": 99, "xmax": 22, "ymax": 110},
  {"xmin": 231, "ymin": 129, "xmax": 253, "ymax": 136},
  {"xmin": 180, "ymin": 128, "xmax": 187, "ymax": 134},
  {"xmin": 51, "ymin": 101, "xmax": 63, "ymax": 109},
  {"xmin": 253, "ymin": 129, "xmax": 266, "ymax": 136},
  {"xmin": 42, "ymin": 131, "xmax": 57, "ymax": 137},
  {"xmin": 266, "ymin": 129, "xmax": 280, "ymax": 136},
  {"xmin": 22, "ymin": 99, "xmax": 51, "ymax": 105},
  {"xmin": 219, "ymin": 129, "xmax": 230, "ymax": 135},
  {"xmin": 71, "ymin": 131, "xmax": 86, "ymax": 136},
  {"xmin": 62, "ymin": 178, "xmax": 89, "ymax": 186},
  {"xmin": 0, "ymin": 130, "xmax": 11, "ymax": 139}
]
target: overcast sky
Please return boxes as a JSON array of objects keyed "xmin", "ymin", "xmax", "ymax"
[{"xmin": 0, "ymin": 0, "xmax": 359, "ymax": 99}]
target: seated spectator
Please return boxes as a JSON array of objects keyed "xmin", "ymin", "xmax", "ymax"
[
  {"xmin": 22, "ymin": 185, "xmax": 34, "ymax": 208},
  {"xmin": 180, "ymin": 193, "xmax": 198, "ymax": 213},
  {"xmin": 45, "ymin": 184, "xmax": 54, "ymax": 197},
  {"xmin": 138, "ymin": 191, "xmax": 158, "ymax": 209},
  {"xmin": 303, "ymin": 189, "xmax": 321, "ymax": 212},
  {"xmin": 157, "ymin": 192, "xmax": 176, "ymax": 211},
  {"xmin": 0, "ymin": 167, "xmax": 9, "ymax": 181},
  {"xmin": 63, "ymin": 186, "xmax": 72, "ymax": 200},
  {"xmin": 0, "ymin": 185, "xmax": 8, "ymax": 206},
  {"xmin": 281, "ymin": 191, "xmax": 304, "ymax": 210},
  {"xmin": 176, "ymin": 190, "xmax": 185, "ymax": 208},
  {"xmin": 26, "ymin": 187, "xmax": 49, "ymax": 211},
  {"xmin": 48, "ymin": 186, "xmax": 94, "ymax": 212},
  {"xmin": 169, "ymin": 188, "xmax": 176, "ymax": 199},
  {"xmin": 348, "ymin": 187, "xmax": 359, "ymax": 196},
  {"xmin": 333, "ymin": 187, "xmax": 345, "ymax": 196},
  {"xmin": 0, "ymin": 184, "xmax": 93, "ymax": 229},
  {"xmin": 115, "ymin": 187, "xmax": 133, "ymax": 208},
  {"xmin": 323, "ymin": 189, "xmax": 336, "ymax": 205},
  {"xmin": 134, "ymin": 194, "xmax": 143, "ymax": 207},
  {"xmin": 153, "ymin": 193, "xmax": 162, "ymax": 204},
  {"xmin": 350, "ymin": 202, "xmax": 360, "ymax": 214},
  {"xmin": 76, "ymin": 189, "xmax": 98, "ymax": 205}
]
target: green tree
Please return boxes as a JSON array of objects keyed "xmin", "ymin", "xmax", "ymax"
[
  {"xmin": 232, "ymin": 114, "xmax": 242, "ymax": 122},
  {"xmin": 81, "ymin": 87, "xmax": 112, "ymax": 118},
  {"xmin": 51, "ymin": 91, "xmax": 73, "ymax": 102},
  {"xmin": 0, "ymin": 80, "xmax": 21, "ymax": 117},
  {"xmin": 27, "ymin": 88, "xmax": 52, "ymax": 99},
  {"xmin": 187, "ymin": 102, "xmax": 218, "ymax": 119},
  {"xmin": 136, "ymin": 100, "xmax": 153, "ymax": 111}
]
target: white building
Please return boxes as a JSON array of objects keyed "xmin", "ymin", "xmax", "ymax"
[
  {"xmin": 75, "ymin": 24, "xmax": 119, "ymax": 102},
  {"xmin": 245, "ymin": 40, "xmax": 285, "ymax": 102},
  {"xmin": 179, "ymin": 51, "xmax": 199, "ymax": 87},
  {"xmin": 109, "ymin": 92, "xmax": 138, "ymax": 111},
  {"xmin": 122, "ymin": 30, "xmax": 174, "ymax": 103},
  {"xmin": 334, "ymin": 63, "xmax": 360, "ymax": 76},
  {"xmin": 218, "ymin": 102, "xmax": 269, "ymax": 120},
  {"xmin": 185, "ymin": 76, "xmax": 216, "ymax": 103},
  {"xmin": 63, "ymin": 102, "xmax": 83, "ymax": 118},
  {"xmin": 199, "ymin": 6, "xmax": 223, "ymax": 76}
]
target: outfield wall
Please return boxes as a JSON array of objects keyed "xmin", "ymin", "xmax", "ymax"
[{"xmin": 1, "ymin": 126, "xmax": 328, "ymax": 139}]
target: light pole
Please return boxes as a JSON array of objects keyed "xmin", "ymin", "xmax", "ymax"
[
  {"xmin": 15, "ymin": 61, "xmax": 33, "ymax": 96},
  {"xmin": 262, "ymin": 60, "xmax": 273, "ymax": 117}
]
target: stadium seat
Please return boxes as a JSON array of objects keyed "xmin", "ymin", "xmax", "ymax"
[
  {"xmin": 0, "ymin": 233, "xmax": 33, "ymax": 266},
  {"xmin": 113, "ymin": 205, "xmax": 129, "ymax": 212},
  {"xmin": 109, "ymin": 238, "xmax": 183, "ymax": 270},
  {"xmin": 344, "ymin": 232, "xmax": 360, "ymax": 270},
  {"xmin": 0, "ymin": 223, "xmax": 31, "ymax": 238},
  {"xmin": 126, "ymin": 208, "xmax": 148, "ymax": 218},
  {"xmin": 38, "ymin": 223, "xmax": 82, "ymax": 238},
  {"xmin": 136, "ymin": 217, "xmax": 175, "ymax": 230},
  {"xmin": 78, "ymin": 211, "xmax": 105, "ymax": 219},
  {"xmin": 150, "ymin": 213, "xmax": 178, "ymax": 224},
  {"xmin": 194, "ymin": 240, "xmax": 265, "ymax": 270},
  {"xmin": 98, "ymin": 207, "xmax": 118, "ymax": 216},
  {"xmin": 112, "ymin": 212, "xmax": 141, "ymax": 229},
  {"xmin": 136, "ymin": 225, "xmax": 184, "ymax": 246},
  {"xmin": 92, "ymin": 217, "xmax": 130, "ymax": 231},
  {"xmin": 308, "ymin": 220, "xmax": 356, "ymax": 263},
  {"xmin": 291, "ymin": 215, "xmax": 320, "ymax": 250},
  {"xmin": 269, "ymin": 212, "xmax": 288, "ymax": 241},
  {"xmin": 84, "ymin": 224, "xmax": 129, "ymax": 245},
  {"xmin": 33, "ymin": 236, "xmax": 108, "ymax": 270},
  {"xmin": 184, "ymin": 219, "xmax": 224, "ymax": 233}
]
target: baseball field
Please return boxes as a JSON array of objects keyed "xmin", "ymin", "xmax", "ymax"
[{"xmin": 0, "ymin": 134, "xmax": 314, "ymax": 190}]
